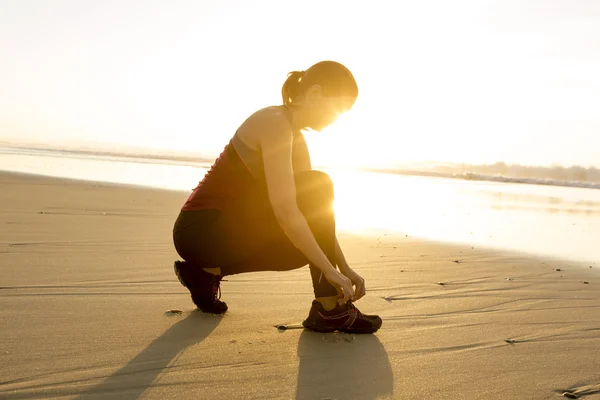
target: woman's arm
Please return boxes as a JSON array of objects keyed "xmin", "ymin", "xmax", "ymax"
[
  {"xmin": 260, "ymin": 111, "xmax": 354, "ymax": 302},
  {"xmin": 292, "ymin": 131, "xmax": 312, "ymax": 172}
]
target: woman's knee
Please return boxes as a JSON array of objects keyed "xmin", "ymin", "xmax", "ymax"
[
  {"xmin": 295, "ymin": 170, "xmax": 334, "ymax": 212},
  {"xmin": 295, "ymin": 170, "xmax": 334, "ymax": 195}
]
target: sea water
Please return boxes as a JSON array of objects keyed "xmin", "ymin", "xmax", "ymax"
[{"xmin": 1, "ymin": 146, "xmax": 598, "ymax": 265}]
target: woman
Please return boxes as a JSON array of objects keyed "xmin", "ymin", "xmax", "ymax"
[{"xmin": 173, "ymin": 61, "xmax": 382, "ymax": 334}]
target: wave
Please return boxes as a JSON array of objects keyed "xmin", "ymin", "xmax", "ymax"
[
  {"xmin": 358, "ymin": 167, "xmax": 600, "ymax": 190},
  {"xmin": 0, "ymin": 145, "xmax": 214, "ymax": 168},
  {"xmin": 431, "ymin": 162, "xmax": 600, "ymax": 190},
  {"xmin": 461, "ymin": 172, "xmax": 600, "ymax": 190}
]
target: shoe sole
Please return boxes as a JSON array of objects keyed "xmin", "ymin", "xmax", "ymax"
[{"xmin": 302, "ymin": 319, "xmax": 381, "ymax": 334}]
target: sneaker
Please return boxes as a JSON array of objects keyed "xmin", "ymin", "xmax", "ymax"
[
  {"xmin": 174, "ymin": 260, "xmax": 228, "ymax": 314},
  {"xmin": 302, "ymin": 300, "xmax": 382, "ymax": 334}
]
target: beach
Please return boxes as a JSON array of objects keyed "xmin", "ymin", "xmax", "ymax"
[{"xmin": 1, "ymin": 171, "xmax": 599, "ymax": 400}]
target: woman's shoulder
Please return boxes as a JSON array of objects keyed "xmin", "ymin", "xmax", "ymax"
[
  {"xmin": 244, "ymin": 106, "xmax": 292, "ymax": 130},
  {"xmin": 235, "ymin": 106, "xmax": 292, "ymax": 149}
]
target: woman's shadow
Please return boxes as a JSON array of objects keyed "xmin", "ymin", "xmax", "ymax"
[
  {"xmin": 295, "ymin": 330, "xmax": 394, "ymax": 400},
  {"xmin": 74, "ymin": 311, "xmax": 222, "ymax": 400}
]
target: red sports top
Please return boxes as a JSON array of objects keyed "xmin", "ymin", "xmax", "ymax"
[
  {"xmin": 182, "ymin": 105, "xmax": 312, "ymax": 212},
  {"xmin": 181, "ymin": 127, "xmax": 309, "ymax": 212},
  {"xmin": 181, "ymin": 140, "xmax": 260, "ymax": 211}
]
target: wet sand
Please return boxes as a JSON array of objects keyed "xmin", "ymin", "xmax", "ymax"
[{"xmin": 1, "ymin": 171, "xmax": 599, "ymax": 400}]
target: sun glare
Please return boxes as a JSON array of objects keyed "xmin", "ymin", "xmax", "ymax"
[{"xmin": 305, "ymin": 111, "xmax": 385, "ymax": 170}]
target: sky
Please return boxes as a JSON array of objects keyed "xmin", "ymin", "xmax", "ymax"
[{"xmin": 1, "ymin": 0, "xmax": 599, "ymax": 168}]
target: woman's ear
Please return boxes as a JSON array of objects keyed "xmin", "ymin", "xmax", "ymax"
[{"xmin": 305, "ymin": 84, "xmax": 323, "ymax": 103}]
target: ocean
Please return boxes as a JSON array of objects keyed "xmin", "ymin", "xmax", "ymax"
[{"xmin": 1, "ymin": 146, "xmax": 598, "ymax": 265}]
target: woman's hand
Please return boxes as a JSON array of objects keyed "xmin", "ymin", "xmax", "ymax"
[
  {"xmin": 340, "ymin": 266, "xmax": 366, "ymax": 301},
  {"xmin": 323, "ymin": 268, "xmax": 355, "ymax": 305}
]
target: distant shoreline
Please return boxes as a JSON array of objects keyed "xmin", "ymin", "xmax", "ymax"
[
  {"xmin": 2, "ymin": 144, "xmax": 599, "ymax": 191},
  {"xmin": 360, "ymin": 167, "xmax": 600, "ymax": 190}
]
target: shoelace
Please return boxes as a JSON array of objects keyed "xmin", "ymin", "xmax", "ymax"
[
  {"xmin": 347, "ymin": 302, "xmax": 363, "ymax": 317},
  {"xmin": 210, "ymin": 276, "xmax": 227, "ymax": 301}
]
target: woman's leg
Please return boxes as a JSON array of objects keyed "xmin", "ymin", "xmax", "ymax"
[
  {"xmin": 294, "ymin": 171, "xmax": 340, "ymax": 302},
  {"xmin": 173, "ymin": 170, "xmax": 338, "ymax": 303},
  {"xmin": 173, "ymin": 171, "xmax": 383, "ymax": 332},
  {"xmin": 217, "ymin": 170, "xmax": 338, "ymax": 298}
]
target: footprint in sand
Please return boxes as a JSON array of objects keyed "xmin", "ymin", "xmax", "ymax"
[{"xmin": 557, "ymin": 383, "xmax": 600, "ymax": 399}]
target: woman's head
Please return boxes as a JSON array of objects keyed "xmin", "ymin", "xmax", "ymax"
[{"xmin": 281, "ymin": 61, "xmax": 358, "ymax": 131}]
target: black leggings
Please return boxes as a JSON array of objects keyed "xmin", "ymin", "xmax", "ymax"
[{"xmin": 173, "ymin": 170, "xmax": 338, "ymax": 298}]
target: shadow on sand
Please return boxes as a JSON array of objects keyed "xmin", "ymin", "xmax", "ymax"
[
  {"xmin": 295, "ymin": 330, "xmax": 394, "ymax": 400},
  {"xmin": 73, "ymin": 311, "xmax": 221, "ymax": 400}
]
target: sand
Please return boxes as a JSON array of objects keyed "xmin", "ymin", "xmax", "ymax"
[{"xmin": 1, "ymin": 171, "xmax": 599, "ymax": 400}]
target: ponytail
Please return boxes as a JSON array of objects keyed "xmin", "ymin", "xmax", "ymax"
[
  {"xmin": 280, "ymin": 61, "xmax": 358, "ymax": 108},
  {"xmin": 281, "ymin": 70, "xmax": 305, "ymax": 106}
]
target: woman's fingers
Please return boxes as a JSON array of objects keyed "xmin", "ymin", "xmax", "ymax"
[
  {"xmin": 336, "ymin": 286, "xmax": 347, "ymax": 304},
  {"xmin": 346, "ymin": 277, "xmax": 356, "ymax": 301},
  {"xmin": 326, "ymin": 270, "xmax": 356, "ymax": 306},
  {"xmin": 354, "ymin": 284, "xmax": 363, "ymax": 300},
  {"xmin": 337, "ymin": 288, "xmax": 347, "ymax": 306},
  {"xmin": 338, "ymin": 276, "xmax": 354, "ymax": 305}
]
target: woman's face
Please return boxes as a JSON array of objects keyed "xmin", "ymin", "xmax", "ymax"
[{"xmin": 304, "ymin": 88, "xmax": 355, "ymax": 132}]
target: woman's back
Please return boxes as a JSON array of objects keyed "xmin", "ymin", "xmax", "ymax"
[
  {"xmin": 181, "ymin": 105, "xmax": 309, "ymax": 212},
  {"xmin": 232, "ymin": 106, "xmax": 290, "ymax": 179}
]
